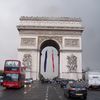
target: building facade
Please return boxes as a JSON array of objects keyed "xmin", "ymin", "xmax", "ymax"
[{"xmin": 17, "ymin": 16, "xmax": 84, "ymax": 80}]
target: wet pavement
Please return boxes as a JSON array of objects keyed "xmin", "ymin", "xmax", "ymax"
[{"xmin": 0, "ymin": 81, "xmax": 100, "ymax": 100}]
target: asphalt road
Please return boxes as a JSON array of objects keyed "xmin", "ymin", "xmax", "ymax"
[{"xmin": 0, "ymin": 81, "xmax": 100, "ymax": 100}]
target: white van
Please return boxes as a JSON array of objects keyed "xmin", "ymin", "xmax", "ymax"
[{"xmin": 88, "ymin": 72, "xmax": 100, "ymax": 89}]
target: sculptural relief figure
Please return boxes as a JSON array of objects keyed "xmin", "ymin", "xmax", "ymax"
[
  {"xmin": 67, "ymin": 54, "xmax": 77, "ymax": 72},
  {"xmin": 22, "ymin": 54, "xmax": 32, "ymax": 68}
]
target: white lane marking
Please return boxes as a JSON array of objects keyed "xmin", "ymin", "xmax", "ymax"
[{"xmin": 45, "ymin": 86, "xmax": 49, "ymax": 100}]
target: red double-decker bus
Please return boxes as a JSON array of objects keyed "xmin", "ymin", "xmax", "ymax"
[{"xmin": 3, "ymin": 60, "xmax": 25, "ymax": 88}]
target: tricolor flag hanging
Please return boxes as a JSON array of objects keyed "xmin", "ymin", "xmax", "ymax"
[
  {"xmin": 44, "ymin": 50, "xmax": 48, "ymax": 72},
  {"xmin": 52, "ymin": 50, "xmax": 55, "ymax": 72}
]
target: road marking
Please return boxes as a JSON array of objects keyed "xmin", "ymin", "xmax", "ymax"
[{"xmin": 45, "ymin": 86, "xmax": 49, "ymax": 100}]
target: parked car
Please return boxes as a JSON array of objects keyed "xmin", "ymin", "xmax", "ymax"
[
  {"xmin": 60, "ymin": 79, "xmax": 68, "ymax": 88},
  {"xmin": 41, "ymin": 78, "xmax": 49, "ymax": 83},
  {"xmin": 60, "ymin": 79, "xmax": 76, "ymax": 88},
  {"xmin": 0, "ymin": 76, "xmax": 3, "ymax": 85},
  {"xmin": 64, "ymin": 82, "xmax": 87, "ymax": 99},
  {"xmin": 88, "ymin": 72, "xmax": 100, "ymax": 89},
  {"xmin": 53, "ymin": 78, "xmax": 62, "ymax": 84},
  {"xmin": 0, "ymin": 78, "xmax": 3, "ymax": 85},
  {"xmin": 24, "ymin": 78, "xmax": 33, "ymax": 84}
]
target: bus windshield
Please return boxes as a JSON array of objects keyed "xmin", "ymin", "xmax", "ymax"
[
  {"xmin": 5, "ymin": 61, "xmax": 19, "ymax": 67},
  {"xmin": 4, "ymin": 74, "xmax": 19, "ymax": 82}
]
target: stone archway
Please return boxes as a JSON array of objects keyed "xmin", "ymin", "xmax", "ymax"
[
  {"xmin": 39, "ymin": 39, "xmax": 60, "ymax": 79},
  {"xmin": 17, "ymin": 16, "xmax": 84, "ymax": 80}
]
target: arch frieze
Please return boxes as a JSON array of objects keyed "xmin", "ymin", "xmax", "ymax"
[{"xmin": 38, "ymin": 36, "xmax": 62, "ymax": 48}]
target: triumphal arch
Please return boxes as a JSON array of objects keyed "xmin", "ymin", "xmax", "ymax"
[{"xmin": 17, "ymin": 16, "xmax": 84, "ymax": 80}]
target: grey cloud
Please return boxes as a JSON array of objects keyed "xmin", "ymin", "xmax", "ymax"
[{"xmin": 0, "ymin": 0, "xmax": 100, "ymax": 71}]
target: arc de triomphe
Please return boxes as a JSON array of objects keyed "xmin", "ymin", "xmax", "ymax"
[{"xmin": 17, "ymin": 16, "xmax": 84, "ymax": 80}]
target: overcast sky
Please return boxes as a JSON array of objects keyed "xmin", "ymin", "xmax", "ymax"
[{"xmin": 0, "ymin": 0, "xmax": 100, "ymax": 71}]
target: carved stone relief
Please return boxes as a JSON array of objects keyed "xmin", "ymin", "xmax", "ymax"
[
  {"xmin": 22, "ymin": 54, "xmax": 32, "ymax": 68},
  {"xmin": 66, "ymin": 54, "xmax": 77, "ymax": 72},
  {"xmin": 38, "ymin": 36, "xmax": 62, "ymax": 47},
  {"xmin": 21, "ymin": 38, "xmax": 36, "ymax": 46},
  {"xmin": 64, "ymin": 39, "xmax": 79, "ymax": 47}
]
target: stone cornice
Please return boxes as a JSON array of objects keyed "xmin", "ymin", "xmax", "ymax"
[
  {"xmin": 20, "ymin": 16, "xmax": 82, "ymax": 22},
  {"xmin": 17, "ymin": 26, "xmax": 84, "ymax": 31},
  {"xmin": 18, "ymin": 48, "xmax": 82, "ymax": 52},
  {"xmin": 18, "ymin": 48, "xmax": 35, "ymax": 51},
  {"xmin": 18, "ymin": 30, "xmax": 82, "ymax": 36},
  {"xmin": 61, "ymin": 72, "xmax": 82, "ymax": 73},
  {"xmin": 60, "ymin": 49, "xmax": 82, "ymax": 52}
]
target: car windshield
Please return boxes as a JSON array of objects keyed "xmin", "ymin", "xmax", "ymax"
[
  {"xmin": 4, "ymin": 74, "xmax": 19, "ymax": 82},
  {"xmin": 70, "ymin": 82, "xmax": 86, "ymax": 88}
]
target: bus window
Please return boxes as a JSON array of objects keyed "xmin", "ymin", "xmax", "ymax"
[
  {"xmin": 5, "ymin": 61, "xmax": 19, "ymax": 67},
  {"xmin": 4, "ymin": 74, "xmax": 19, "ymax": 82}
]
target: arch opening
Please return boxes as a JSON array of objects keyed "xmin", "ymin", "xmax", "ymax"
[{"xmin": 39, "ymin": 40, "xmax": 60, "ymax": 79}]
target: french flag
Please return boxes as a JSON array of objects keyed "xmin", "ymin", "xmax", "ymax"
[
  {"xmin": 44, "ymin": 50, "xmax": 48, "ymax": 72},
  {"xmin": 52, "ymin": 50, "xmax": 55, "ymax": 72}
]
